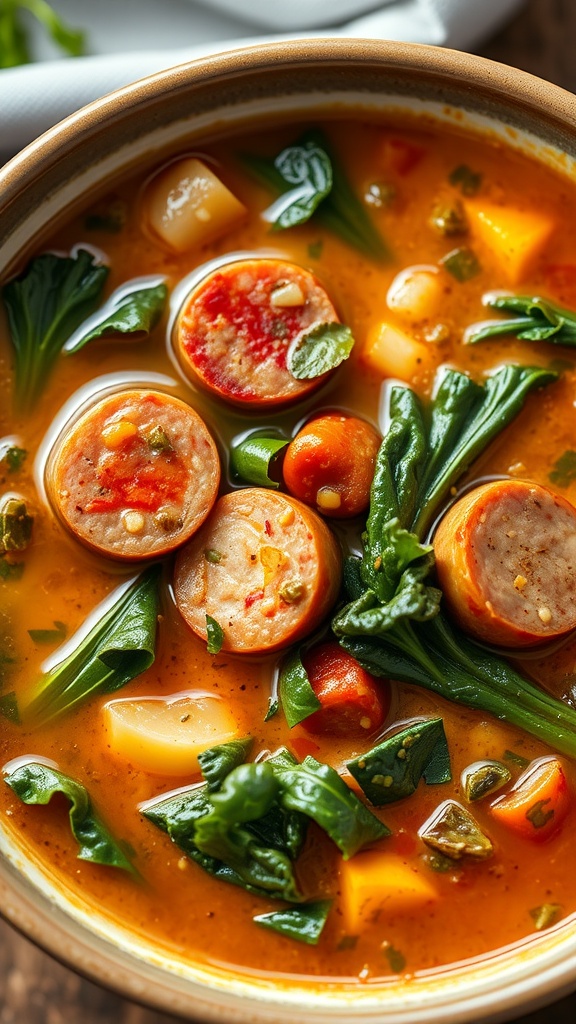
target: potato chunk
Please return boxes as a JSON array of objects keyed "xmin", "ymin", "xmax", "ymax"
[
  {"xmin": 145, "ymin": 157, "xmax": 246, "ymax": 252},
  {"xmin": 361, "ymin": 321, "xmax": 437, "ymax": 382},
  {"xmin": 464, "ymin": 199, "xmax": 555, "ymax": 284},
  {"xmin": 103, "ymin": 691, "xmax": 240, "ymax": 776}
]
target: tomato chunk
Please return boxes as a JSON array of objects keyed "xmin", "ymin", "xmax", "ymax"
[
  {"xmin": 490, "ymin": 757, "xmax": 571, "ymax": 842},
  {"xmin": 283, "ymin": 414, "xmax": 381, "ymax": 518},
  {"xmin": 302, "ymin": 642, "xmax": 390, "ymax": 737}
]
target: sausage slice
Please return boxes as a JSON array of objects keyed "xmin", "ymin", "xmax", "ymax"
[
  {"xmin": 175, "ymin": 258, "xmax": 339, "ymax": 409},
  {"xmin": 174, "ymin": 488, "xmax": 342, "ymax": 654},
  {"xmin": 46, "ymin": 389, "xmax": 220, "ymax": 560},
  {"xmin": 434, "ymin": 479, "xmax": 576, "ymax": 647}
]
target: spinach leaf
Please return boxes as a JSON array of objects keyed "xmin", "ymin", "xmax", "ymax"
[
  {"xmin": 287, "ymin": 322, "xmax": 355, "ymax": 380},
  {"xmin": 2, "ymin": 248, "xmax": 109, "ymax": 409},
  {"xmin": 0, "ymin": 0, "xmax": 84, "ymax": 68},
  {"xmin": 230, "ymin": 435, "xmax": 289, "ymax": 489},
  {"xmin": 28, "ymin": 620, "xmax": 67, "ymax": 645},
  {"xmin": 264, "ymin": 141, "xmax": 332, "ymax": 229},
  {"xmin": 0, "ymin": 692, "xmax": 19, "ymax": 723},
  {"xmin": 466, "ymin": 294, "xmax": 576, "ymax": 347},
  {"xmin": 347, "ymin": 718, "xmax": 451, "ymax": 806},
  {"xmin": 3, "ymin": 760, "xmax": 133, "ymax": 870},
  {"xmin": 205, "ymin": 614, "xmax": 224, "ymax": 655},
  {"xmin": 449, "ymin": 164, "xmax": 482, "ymax": 196},
  {"xmin": 198, "ymin": 737, "xmax": 254, "ymax": 791},
  {"xmin": 0, "ymin": 497, "xmax": 33, "ymax": 553},
  {"xmin": 243, "ymin": 129, "xmax": 389, "ymax": 261},
  {"xmin": 23, "ymin": 565, "xmax": 160, "ymax": 725},
  {"xmin": 440, "ymin": 247, "xmax": 481, "ymax": 282},
  {"xmin": 270, "ymin": 750, "xmax": 390, "ymax": 858},
  {"xmin": 253, "ymin": 900, "xmax": 331, "ymax": 945},
  {"xmin": 64, "ymin": 279, "xmax": 168, "ymax": 353},
  {"xmin": 278, "ymin": 647, "xmax": 321, "ymax": 728},
  {"xmin": 1, "ymin": 445, "xmax": 27, "ymax": 473}
]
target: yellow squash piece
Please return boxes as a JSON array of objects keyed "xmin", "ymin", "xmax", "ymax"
[
  {"xmin": 464, "ymin": 199, "xmax": 555, "ymax": 284},
  {"xmin": 340, "ymin": 851, "xmax": 438, "ymax": 931},
  {"xmin": 362, "ymin": 321, "xmax": 437, "ymax": 382},
  {"xmin": 103, "ymin": 690, "xmax": 240, "ymax": 776},
  {"xmin": 145, "ymin": 157, "xmax": 247, "ymax": 252}
]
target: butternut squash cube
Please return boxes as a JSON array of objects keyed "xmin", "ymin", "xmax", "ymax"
[
  {"xmin": 339, "ymin": 851, "xmax": 438, "ymax": 931},
  {"xmin": 362, "ymin": 321, "xmax": 437, "ymax": 382},
  {"xmin": 464, "ymin": 199, "xmax": 555, "ymax": 284},
  {"xmin": 103, "ymin": 691, "xmax": 240, "ymax": 776},
  {"xmin": 145, "ymin": 157, "xmax": 246, "ymax": 252}
]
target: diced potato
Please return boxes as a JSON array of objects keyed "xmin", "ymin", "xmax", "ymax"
[
  {"xmin": 340, "ymin": 851, "xmax": 438, "ymax": 931},
  {"xmin": 386, "ymin": 265, "xmax": 444, "ymax": 320},
  {"xmin": 145, "ymin": 157, "xmax": 246, "ymax": 252},
  {"xmin": 362, "ymin": 321, "xmax": 437, "ymax": 382},
  {"xmin": 102, "ymin": 691, "xmax": 240, "ymax": 776},
  {"xmin": 464, "ymin": 199, "xmax": 555, "ymax": 284}
]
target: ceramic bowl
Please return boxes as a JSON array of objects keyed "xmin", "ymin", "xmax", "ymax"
[{"xmin": 1, "ymin": 37, "xmax": 576, "ymax": 1024}]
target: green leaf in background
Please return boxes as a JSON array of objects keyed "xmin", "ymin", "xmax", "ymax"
[
  {"xmin": 440, "ymin": 247, "xmax": 481, "ymax": 282},
  {"xmin": 253, "ymin": 899, "xmax": 332, "ymax": 945},
  {"xmin": 448, "ymin": 164, "xmax": 482, "ymax": 196},
  {"xmin": 346, "ymin": 718, "xmax": 451, "ymax": 806},
  {"xmin": 230, "ymin": 435, "xmax": 289, "ymax": 489},
  {"xmin": 288, "ymin": 321, "xmax": 355, "ymax": 380},
  {"xmin": 0, "ymin": 497, "xmax": 33, "ymax": 554},
  {"xmin": 28, "ymin": 620, "xmax": 67, "ymax": 645},
  {"xmin": 467, "ymin": 293, "xmax": 576, "ymax": 347},
  {"xmin": 2, "ymin": 248, "xmax": 109, "ymax": 410},
  {"xmin": 0, "ymin": 445, "xmax": 27, "ymax": 473},
  {"xmin": 205, "ymin": 614, "xmax": 224, "ymax": 655},
  {"xmin": 549, "ymin": 449, "xmax": 576, "ymax": 488},
  {"xmin": 0, "ymin": 559, "xmax": 24, "ymax": 582},
  {"xmin": 278, "ymin": 647, "xmax": 321, "ymax": 728},
  {"xmin": 64, "ymin": 279, "xmax": 168, "ymax": 353},
  {"xmin": 0, "ymin": 0, "xmax": 84, "ymax": 68},
  {"xmin": 22, "ymin": 565, "xmax": 160, "ymax": 725},
  {"xmin": 198, "ymin": 737, "xmax": 254, "ymax": 791},
  {"xmin": 264, "ymin": 141, "xmax": 332, "ymax": 229},
  {"xmin": 3, "ymin": 760, "xmax": 133, "ymax": 870}
]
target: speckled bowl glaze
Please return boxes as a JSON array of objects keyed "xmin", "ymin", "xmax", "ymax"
[{"xmin": 1, "ymin": 38, "xmax": 576, "ymax": 1024}]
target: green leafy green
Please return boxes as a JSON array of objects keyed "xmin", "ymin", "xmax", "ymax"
[
  {"xmin": 206, "ymin": 614, "xmax": 224, "ymax": 655},
  {"xmin": 278, "ymin": 647, "xmax": 321, "ymax": 728},
  {"xmin": 28, "ymin": 620, "xmax": 67, "ymax": 645},
  {"xmin": 23, "ymin": 566, "xmax": 160, "ymax": 725},
  {"xmin": 549, "ymin": 450, "xmax": 576, "ymax": 488},
  {"xmin": 0, "ymin": 0, "xmax": 84, "ymax": 68},
  {"xmin": 84, "ymin": 201, "xmax": 126, "ymax": 234},
  {"xmin": 198, "ymin": 738, "xmax": 254, "ymax": 791},
  {"xmin": 0, "ymin": 497, "xmax": 33, "ymax": 553},
  {"xmin": 530, "ymin": 903, "xmax": 561, "ymax": 930},
  {"xmin": 243, "ymin": 129, "xmax": 389, "ymax": 261},
  {"xmin": 0, "ymin": 559, "xmax": 24, "ymax": 581},
  {"xmin": 253, "ymin": 900, "xmax": 331, "ymax": 945},
  {"xmin": 332, "ymin": 364, "xmax": 576, "ymax": 758},
  {"xmin": 287, "ymin": 322, "xmax": 355, "ymax": 380},
  {"xmin": 0, "ymin": 692, "xmax": 19, "ymax": 722},
  {"xmin": 264, "ymin": 140, "xmax": 332, "ymax": 229},
  {"xmin": 503, "ymin": 749, "xmax": 530, "ymax": 768},
  {"xmin": 2, "ymin": 248, "xmax": 109, "ymax": 409},
  {"xmin": 3, "ymin": 760, "xmax": 133, "ymax": 870},
  {"xmin": 440, "ymin": 247, "xmax": 481, "ymax": 282},
  {"xmin": 384, "ymin": 945, "xmax": 407, "ymax": 973},
  {"xmin": 64, "ymin": 279, "xmax": 168, "ymax": 353},
  {"xmin": 449, "ymin": 164, "xmax": 482, "ymax": 196},
  {"xmin": 230, "ymin": 435, "xmax": 289, "ymax": 488},
  {"xmin": 347, "ymin": 718, "xmax": 450, "ymax": 806},
  {"xmin": 1, "ymin": 445, "xmax": 27, "ymax": 473},
  {"xmin": 466, "ymin": 294, "xmax": 576, "ymax": 347}
]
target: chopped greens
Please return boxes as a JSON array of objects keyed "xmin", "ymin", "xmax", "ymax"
[
  {"xmin": 384, "ymin": 945, "xmax": 407, "ymax": 973},
  {"xmin": 63, "ymin": 278, "xmax": 168, "ymax": 353},
  {"xmin": 243, "ymin": 129, "xmax": 389, "ymax": 261},
  {"xmin": 253, "ymin": 900, "xmax": 332, "ymax": 945},
  {"xmin": 22, "ymin": 566, "xmax": 160, "ymax": 725},
  {"xmin": 440, "ymin": 247, "xmax": 480, "ymax": 282},
  {"xmin": 462, "ymin": 761, "xmax": 511, "ymax": 802},
  {"xmin": 278, "ymin": 647, "xmax": 321, "ymax": 728},
  {"xmin": 206, "ymin": 615, "xmax": 224, "ymax": 655},
  {"xmin": 28, "ymin": 620, "xmax": 67, "ymax": 645},
  {"xmin": 466, "ymin": 293, "xmax": 576, "ymax": 347},
  {"xmin": 3, "ymin": 760, "xmax": 133, "ymax": 871},
  {"xmin": 347, "ymin": 719, "xmax": 451, "ymax": 806},
  {"xmin": 430, "ymin": 199, "xmax": 467, "ymax": 237},
  {"xmin": 264, "ymin": 140, "xmax": 333, "ymax": 229},
  {"xmin": 0, "ymin": 0, "xmax": 84, "ymax": 68},
  {"xmin": 549, "ymin": 450, "xmax": 576, "ymax": 488},
  {"xmin": 2, "ymin": 248, "xmax": 109, "ymax": 410},
  {"xmin": 1, "ymin": 445, "xmax": 27, "ymax": 473},
  {"xmin": 419, "ymin": 801, "xmax": 493, "ymax": 860},
  {"xmin": 503, "ymin": 750, "xmax": 530, "ymax": 768},
  {"xmin": 0, "ymin": 497, "xmax": 33, "ymax": 553},
  {"xmin": 230, "ymin": 434, "xmax": 289, "ymax": 489},
  {"xmin": 287, "ymin": 322, "xmax": 355, "ymax": 380},
  {"xmin": 198, "ymin": 738, "xmax": 254, "ymax": 791},
  {"xmin": 449, "ymin": 164, "xmax": 482, "ymax": 196},
  {"xmin": 0, "ymin": 559, "xmax": 24, "ymax": 582}
]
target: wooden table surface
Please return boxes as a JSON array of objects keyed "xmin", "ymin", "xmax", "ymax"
[{"xmin": 2, "ymin": 0, "xmax": 576, "ymax": 1020}]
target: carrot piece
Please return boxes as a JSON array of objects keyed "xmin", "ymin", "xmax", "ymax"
[
  {"xmin": 301, "ymin": 642, "xmax": 390, "ymax": 737},
  {"xmin": 490, "ymin": 756, "xmax": 571, "ymax": 842},
  {"xmin": 340, "ymin": 851, "xmax": 437, "ymax": 932},
  {"xmin": 283, "ymin": 414, "xmax": 380, "ymax": 519}
]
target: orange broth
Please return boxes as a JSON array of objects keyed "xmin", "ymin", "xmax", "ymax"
[{"xmin": 2, "ymin": 116, "xmax": 576, "ymax": 984}]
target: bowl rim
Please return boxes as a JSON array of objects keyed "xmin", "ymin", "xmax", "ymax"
[{"xmin": 2, "ymin": 35, "xmax": 576, "ymax": 1024}]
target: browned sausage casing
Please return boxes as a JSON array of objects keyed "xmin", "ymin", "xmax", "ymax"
[
  {"xmin": 434, "ymin": 479, "xmax": 576, "ymax": 647},
  {"xmin": 174, "ymin": 488, "xmax": 342, "ymax": 654}
]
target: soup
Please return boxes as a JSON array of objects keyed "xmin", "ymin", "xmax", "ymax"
[{"xmin": 2, "ymin": 115, "xmax": 576, "ymax": 986}]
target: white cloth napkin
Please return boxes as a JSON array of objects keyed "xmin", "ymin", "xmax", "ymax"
[{"xmin": 0, "ymin": 0, "xmax": 525, "ymax": 160}]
